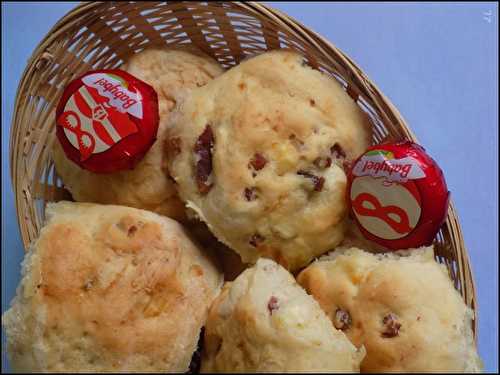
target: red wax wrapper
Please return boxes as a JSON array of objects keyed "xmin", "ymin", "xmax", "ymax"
[
  {"xmin": 346, "ymin": 141, "xmax": 450, "ymax": 250},
  {"xmin": 55, "ymin": 69, "xmax": 159, "ymax": 173}
]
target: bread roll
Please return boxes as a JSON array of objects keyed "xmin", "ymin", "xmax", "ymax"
[
  {"xmin": 167, "ymin": 50, "xmax": 371, "ymax": 270},
  {"xmin": 202, "ymin": 258, "xmax": 364, "ymax": 373},
  {"xmin": 297, "ymin": 246, "xmax": 483, "ymax": 372},
  {"xmin": 2, "ymin": 201, "xmax": 223, "ymax": 372}
]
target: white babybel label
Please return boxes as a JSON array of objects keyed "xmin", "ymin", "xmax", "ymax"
[
  {"xmin": 352, "ymin": 152, "xmax": 425, "ymax": 182},
  {"xmin": 82, "ymin": 73, "xmax": 143, "ymax": 119},
  {"xmin": 351, "ymin": 176, "xmax": 421, "ymax": 240},
  {"xmin": 63, "ymin": 85, "xmax": 118, "ymax": 154}
]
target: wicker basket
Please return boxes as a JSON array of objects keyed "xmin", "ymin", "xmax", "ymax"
[{"xmin": 9, "ymin": 1, "xmax": 477, "ymax": 338}]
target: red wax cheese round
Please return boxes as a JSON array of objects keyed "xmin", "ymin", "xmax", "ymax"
[
  {"xmin": 55, "ymin": 69, "xmax": 159, "ymax": 173},
  {"xmin": 347, "ymin": 141, "xmax": 450, "ymax": 250}
]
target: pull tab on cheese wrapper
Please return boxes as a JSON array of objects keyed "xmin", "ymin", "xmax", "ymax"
[
  {"xmin": 56, "ymin": 69, "xmax": 159, "ymax": 173},
  {"xmin": 347, "ymin": 141, "xmax": 450, "ymax": 250}
]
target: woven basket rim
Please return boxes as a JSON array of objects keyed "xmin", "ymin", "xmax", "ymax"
[{"xmin": 7, "ymin": 0, "xmax": 478, "ymax": 342}]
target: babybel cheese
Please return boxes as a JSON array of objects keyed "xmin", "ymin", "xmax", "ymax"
[
  {"xmin": 55, "ymin": 69, "xmax": 159, "ymax": 173},
  {"xmin": 346, "ymin": 142, "xmax": 450, "ymax": 249}
]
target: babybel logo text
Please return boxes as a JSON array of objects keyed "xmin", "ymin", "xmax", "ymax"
[
  {"xmin": 82, "ymin": 73, "xmax": 143, "ymax": 119},
  {"xmin": 93, "ymin": 78, "xmax": 137, "ymax": 109},
  {"xmin": 352, "ymin": 152, "xmax": 425, "ymax": 182}
]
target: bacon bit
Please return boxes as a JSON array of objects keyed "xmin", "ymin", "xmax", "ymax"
[
  {"xmin": 166, "ymin": 137, "xmax": 182, "ymax": 158},
  {"xmin": 244, "ymin": 187, "xmax": 258, "ymax": 201},
  {"xmin": 381, "ymin": 313, "xmax": 402, "ymax": 338},
  {"xmin": 313, "ymin": 157, "xmax": 332, "ymax": 169},
  {"xmin": 297, "ymin": 170, "xmax": 325, "ymax": 192},
  {"xmin": 249, "ymin": 153, "xmax": 267, "ymax": 171},
  {"xmin": 268, "ymin": 296, "xmax": 279, "ymax": 314},
  {"xmin": 194, "ymin": 125, "xmax": 214, "ymax": 194},
  {"xmin": 331, "ymin": 143, "xmax": 346, "ymax": 159},
  {"xmin": 127, "ymin": 225, "xmax": 137, "ymax": 237},
  {"xmin": 315, "ymin": 176, "xmax": 325, "ymax": 191},
  {"xmin": 249, "ymin": 233, "xmax": 265, "ymax": 247},
  {"xmin": 333, "ymin": 308, "xmax": 352, "ymax": 331}
]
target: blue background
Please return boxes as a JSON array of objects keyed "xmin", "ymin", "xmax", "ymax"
[{"xmin": 2, "ymin": 2, "xmax": 498, "ymax": 373}]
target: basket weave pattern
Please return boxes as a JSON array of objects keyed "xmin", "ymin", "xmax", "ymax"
[{"xmin": 9, "ymin": 1, "xmax": 477, "ymax": 337}]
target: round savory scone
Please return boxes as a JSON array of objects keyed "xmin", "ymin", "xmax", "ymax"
[
  {"xmin": 52, "ymin": 48, "xmax": 223, "ymax": 221},
  {"xmin": 297, "ymin": 246, "xmax": 483, "ymax": 373},
  {"xmin": 166, "ymin": 50, "xmax": 371, "ymax": 271},
  {"xmin": 1, "ymin": 201, "xmax": 223, "ymax": 373},
  {"xmin": 201, "ymin": 258, "xmax": 365, "ymax": 373}
]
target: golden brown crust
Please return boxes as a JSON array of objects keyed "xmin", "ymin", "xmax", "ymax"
[
  {"xmin": 201, "ymin": 259, "xmax": 364, "ymax": 373},
  {"xmin": 168, "ymin": 50, "xmax": 371, "ymax": 271},
  {"xmin": 2, "ymin": 202, "xmax": 222, "ymax": 372},
  {"xmin": 297, "ymin": 247, "xmax": 483, "ymax": 372}
]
